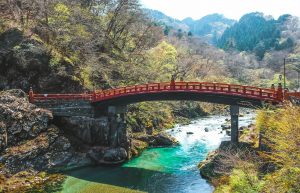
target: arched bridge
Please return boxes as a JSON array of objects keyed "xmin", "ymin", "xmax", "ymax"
[
  {"xmin": 29, "ymin": 82, "xmax": 285, "ymax": 107},
  {"xmin": 29, "ymin": 81, "xmax": 299, "ymax": 143}
]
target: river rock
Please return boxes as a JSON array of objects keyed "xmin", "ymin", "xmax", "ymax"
[
  {"xmin": 187, "ymin": 131, "xmax": 194, "ymax": 134},
  {"xmin": 131, "ymin": 139, "xmax": 149, "ymax": 157},
  {"xmin": 239, "ymin": 126, "xmax": 247, "ymax": 131},
  {"xmin": 248, "ymin": 123, "xmax": 255, "ymax": 128},
  {"xmin": 134, "ymin": 133, "xmax": 178, "ymax": 147},
  {"xmin": 226, "ymin": 130, "xmax": 231, "ymax": 136},
  {"xmin": 221, "ymin": 124, "xmax": 230, "ymax": 130},
  {"xmin": 103, "ymin": 147, "xmax": 127, "ymax": 162},
  {"xmin": 204, "ymin": 128, "xmax": 209, "ymax": 132}
]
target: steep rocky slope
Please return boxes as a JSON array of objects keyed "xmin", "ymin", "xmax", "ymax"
[
  {"xmin": 0, "ymin": 89, "xmax": 177, "ymax": 191},
  {"xmin": 0, "ymin": 29, "xmax": 83, "ymax": 92}
]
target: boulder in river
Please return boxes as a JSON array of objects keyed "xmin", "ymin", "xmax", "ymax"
[
  {"xmin": 226, "ymin": 130, "xmax": 231, "ymax": 136},
  {"xmin": 103, "ymin": 147, "xmax": 127, "ymax": 162},
  {"xmin": 221, "ymin": 124, "xmax": 230, "ymax": 130},
  {"xmin": 186, "ymin": 131, "xmax": 194, "ymax": 135},
  {"xmin": 134, "ymin": 132, "xmax": 178, "ymax": 146},
  {"xmin": 204, "ymin": 128, "xmax": 209, "ymax": 132}
]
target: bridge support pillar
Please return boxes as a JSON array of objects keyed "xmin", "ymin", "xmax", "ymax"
[
  {"xmin": 230, "ymin": 105, "xmax": 239, "ymax": 143},
  {"xmin": 107, "ymin": 106, "xmax": 128, "ymax": 148}
]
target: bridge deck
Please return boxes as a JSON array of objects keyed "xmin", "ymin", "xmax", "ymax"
[{"xmin": 30, "ymin": 82, "xmax": 282, "ymax": 104}]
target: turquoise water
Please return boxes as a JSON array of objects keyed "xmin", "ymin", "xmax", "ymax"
[{"xmin": 61, "ymin": 114, "xmax": 255, "ymax": 193}]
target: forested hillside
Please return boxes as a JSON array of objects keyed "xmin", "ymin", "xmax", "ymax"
[
  {"xmin": 145, "ymin": 9, "xmax": 235, "ymax": 43},
  {"xmin": 182, "ymin": 14, "xmax": 235, "ymax": 43},
  {"xmin": 218, "ymin": 12, "xmax": 300, "ymax": 60},
  {"xmin": 144, "ymin": 9, "xmax": 190, "ymax": 34},
  {"xmin": 1, "ymin": 0, "xmax": 300, "ymax": 109}
]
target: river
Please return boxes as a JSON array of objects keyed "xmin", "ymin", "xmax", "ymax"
[{"xmin": 60, "ymin": 113, "xmax": 255, "ymax": 193}]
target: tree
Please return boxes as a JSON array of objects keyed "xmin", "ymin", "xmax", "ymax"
[
  {"xmin": 218, "ymin": 12, "xmax": 281, "ymax": 59},
  {"xmin": 146, "ymin": 41, "xmax": 177, "ymax": 82}
]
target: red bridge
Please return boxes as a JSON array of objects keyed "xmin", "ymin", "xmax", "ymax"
[
  {"xmin": 29, "ymin": 81, "xmax": 288, "ymax": 107},
  {"xmin": 28, "ymin": 81, "xmax": 300, "ymax": 143}
]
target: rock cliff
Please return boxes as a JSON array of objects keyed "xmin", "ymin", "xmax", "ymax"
[{"xmin": 0, "ymin": 89, "xmax": 177, "ymax": 191}]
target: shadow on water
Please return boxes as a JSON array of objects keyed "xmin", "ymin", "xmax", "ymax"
[{"xmin": 62, "ymin": 165, "xmax": 185, "ymax": 193}]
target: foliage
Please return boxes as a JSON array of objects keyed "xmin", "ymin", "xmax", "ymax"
[
  {"xmin": 204, "ymin": 106, "xmax": 300, "ymax": 193},
  {"xmin": 215, "ymin": 164, "xmax": 264, "ymax": 193},
  {"xmin": 256, "ymin": 106, "xmax": 300, "ymax": 193},
  {"xmin": 263, "ymin": 167, "xmax": 300, "ymax": 193},
  {"xmin": 217, "ymin": 12, "xmax": 296, "ymax": 59},
  {"xmin": 257, "ymin": 106, "xmax": 300, "ymax": 168},
  {"xmin": 127, "ymin": 102, "xmax": 175, "ymax": 133},
  {"xmin": 214, "ymin": 106, "xmax": 300, "ymax": 193},
  {"xmin": 146, "ymin": 41, "xmax": 177, "ymax": 82}
]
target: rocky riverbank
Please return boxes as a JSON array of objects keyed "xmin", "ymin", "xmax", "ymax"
[
  {"xmin": 198, "ymin": 123, "xmax": 258, "ymax": 185},
  {"xmin": 0, "ymin": 89, "xmax": 177, "ymax": 192}
]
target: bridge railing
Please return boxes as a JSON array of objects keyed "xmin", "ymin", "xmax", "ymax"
[
  {"xmin": 94, "ymin": 82, "xmax": 280, "ymax": 102},
  {"xmin": 30, "ymin": 93, "xmax": 93, "ymax": 102},
  {"xmin": 29, "ymin": 82, "xmax": 283, "ymax": 103},
  {"xmin": 285, "ymin": 92, "xmax": 300, "ymax": 99}
]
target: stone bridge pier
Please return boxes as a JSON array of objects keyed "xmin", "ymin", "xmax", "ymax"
[
  {"xmin": 35, "ymin": 99, "xmax": 241, "ymax": 144},
  {"xmin": 230, "ymin": 105, "xmax": 239, "ymax": 143},
  {"xmin": 43, "ymin": 102, "xmax": 131, "ymax": 154},
  {"xmin": 106, "ymin": 106, "xmax": 129, "ymax": 148}
]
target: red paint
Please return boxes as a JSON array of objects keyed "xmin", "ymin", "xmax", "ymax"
[{"xmin": 30, "ymin": 82, "xmax": 289, "ymax": 104}]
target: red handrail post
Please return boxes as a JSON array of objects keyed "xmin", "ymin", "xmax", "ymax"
[
  {"xmin": 271, "ymin": 84, "xmax": 275, "ymax": 98},
  {"xmin": 259, "ymin": 88, "xmax": 263, "ymax": 97},
  {"xmin": 271, "ymin": 84, "xmax": 275, "ymax": 91},
  {"xmin": 277, "ymin": 83, "xmax": 283, "ymax": 101},
  {"xmin": 93, "ymin": 90, "xmax": 96, "ymax": 101},
  {"xmin": 170, "ymin": 79, "xmax": 175, "ymax": 90},
  {"xmin": 29, "ymin": 87, "xmax": 34, "ymax": 103}
]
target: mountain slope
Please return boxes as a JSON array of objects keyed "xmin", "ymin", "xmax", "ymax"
[
  {"xmin": 182, "ymin": 14, "xmax": 236, "ymax": 41},
  {"xmin": 217, "ymin": 12, "xmax": 297, "ymax": 59},
  {"xmin": 143, "ymin": 9, "xmax": 189, "ymax": 32},
  {"xmin": 144, "ymin": 9, "xmax": 235, "ymax": 43}
]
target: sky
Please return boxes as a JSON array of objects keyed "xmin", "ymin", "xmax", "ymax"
[{"xmin": 140, "ymin": 0, "xmax": 300, "ymax": 21}]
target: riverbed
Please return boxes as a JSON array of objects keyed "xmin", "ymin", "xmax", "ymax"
[{"xmin": 60, "ymin": 114, "xmax": 255, "ymax": 193}]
